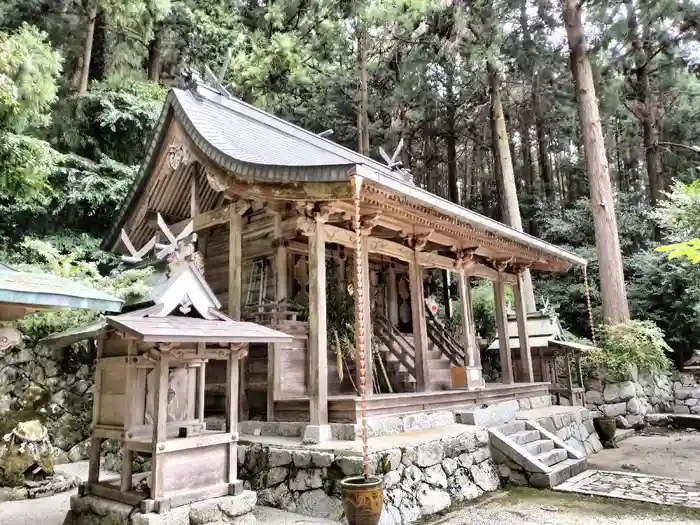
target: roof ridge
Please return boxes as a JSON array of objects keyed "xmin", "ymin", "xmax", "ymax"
[{"xmin": 183, "ymin": 85, "xmax": 396, "ymax": 174}]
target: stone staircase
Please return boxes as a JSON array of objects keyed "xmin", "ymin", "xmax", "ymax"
[{"xmin": 489, "ymin": 419, "xmax": 588, "ymax": 488}]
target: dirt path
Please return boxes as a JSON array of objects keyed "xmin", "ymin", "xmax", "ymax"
[
  {"xmin": 433, "ymin": 488, "xmax": 700, "ymax": 525},
  {"xmin": 587, "ymin": 430, "xmax": 700, "ymax": 481}
]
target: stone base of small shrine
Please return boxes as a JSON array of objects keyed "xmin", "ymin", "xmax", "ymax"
[
  {"xmin": 0, "ymin": 472, "xmax": 78, "ymax": 501},
  {"xmin": 66, "ymin": 490, "xmax": 258, "ymax": 525}
]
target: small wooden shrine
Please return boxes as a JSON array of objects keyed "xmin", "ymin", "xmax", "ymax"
[
  {"xmin": 488, "ymin": 312, "xmax": 594, "ymax": 405},
  {"xmin": 77, "ymin": 223, "xmax": 291, "ymax": 512}
]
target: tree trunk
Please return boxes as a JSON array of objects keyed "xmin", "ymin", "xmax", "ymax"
[
  {"xmin": 562, "ymin": 0, "xmax": 630, "ymax": 323},
  {"xmin": 88, "ymin": 7, "xmax": 106, "ymax": 83},
  {"xmin": 357, "ymin": 20, "xmax": 370, "ymax": 156},
  {"xmin": 626, "ymin": 1, "xmax": 662, "ymax": 232},
  {"xmin": 488, "ymin": 62, "xmax": 537, "ymax": 313},
  {"xmin": 533, "ymin": 73, "xmax": 554, "ymax": 202},
  {"xmin": 78, "ymin": 5, "xmax": 97, "ymax": 94},
  {"xmin": 148, "ymin": 22, "xmax": 164, "ymax": 81}
]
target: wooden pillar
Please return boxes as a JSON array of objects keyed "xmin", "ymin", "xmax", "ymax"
[
  {"xmin": 336, "ymin": 248, "xmax": 346, "ymax": 293},
  {"xmin": 225, "ymin": 351, "xmax": 240, "ymax": 483},
  {"xmin": 308, "ymin": 218, "xmax": 328, "ymax": 426},
  {"xmin": 268, "ymin": 210, "xmax": 288, "ymax": 422},
  {"xmin": 273, "ymin": 211, "xmax": 288, "ymax": 303},
  {"xmin": 387, "ymin": 262, "xmax": 399, "ymax": 326},
  {"xmin": 494, "ymin": 273, "xmax": 514, "ymax": 384},
  {"xmin": 354, "ymin": 236, "xmax": 373, "ymax": 399},
  {"xmin": 514, "ymin": 272, "xmax": 534, "ymax": 383},
  {"xmin": 456, "ymin": 269, "xmax": 485, "ymax": 389},
  {"xmin": 150, "ymin": 354, "xmax": 169, "ymax": 499},
  {"xmin": 229, "ymin": 204, "xmax": 248, "ymax": 420},
  {"xmin": 196, "ymin": 344, "xmax": 206, "ymax": 421},
  {"xmin": 409, "ymin": 253, "xmax": 430, "ymax": 392},
  {"xmin": 228, "ymin": 206, "xmax": 242, "ymax": 321}
]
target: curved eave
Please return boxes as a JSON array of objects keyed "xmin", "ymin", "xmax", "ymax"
[{"xmin": 354, "ymin": 165, "xmax": 587, "ymax": 269}]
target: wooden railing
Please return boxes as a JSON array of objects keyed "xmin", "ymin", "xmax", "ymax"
[
  {"xmin": 425, "ymin": 307, "xmax": 465, "ymax": 367},
  {"xmin": 373, "ymin": 313, "xmax": 416, "ymax": 378}
]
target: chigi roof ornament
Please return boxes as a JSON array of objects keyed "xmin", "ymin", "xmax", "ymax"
[{"xmin": 379, "ymin": 138, "xmax": 414, "ymax": 185}]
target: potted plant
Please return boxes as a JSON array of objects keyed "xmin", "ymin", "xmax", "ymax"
[
  {"xmin": 341, "ymin": 177, "xmax": 384, "ymax": 525},
  {"xmin": 592, "ymin": 415, "xmax": 617, "ymax": 448}
]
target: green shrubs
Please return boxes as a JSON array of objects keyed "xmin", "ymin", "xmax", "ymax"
[{"xmin": 585, "ymin": 320, "xmax": 673, "ymax": 381}]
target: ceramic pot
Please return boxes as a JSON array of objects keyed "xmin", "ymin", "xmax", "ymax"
[
  {"xmin": 340, "ymin": 475, "xmax": 384, "ymax": 525},
  {"xmin": 593, "ymin": 416, "xmax": 617, "ymax": 446}
]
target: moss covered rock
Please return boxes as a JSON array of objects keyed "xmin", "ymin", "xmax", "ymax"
[{"xmin": 0, "ymin": 420, "xmax": 55, "ymax": 487}]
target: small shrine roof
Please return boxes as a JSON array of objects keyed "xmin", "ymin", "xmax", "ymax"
[
  {"xmin": 105, "ymin": 315, "xmax": 292, "ymax": 344},
  {"xmin": 0, "ymin": 264, "xmax": 122, "ymax": 313}
]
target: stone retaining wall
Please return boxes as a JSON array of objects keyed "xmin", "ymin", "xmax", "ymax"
[
  {"xmin": 584, "ymin": 370, "xmax": 700, "ymax": 428},
  {"xmin": 524, "ymin": 407, "xmax": 603, "ymax": 457},
  {"xmin": 238, "ymin": 427, "xmax": 499, "ymax": 525}
]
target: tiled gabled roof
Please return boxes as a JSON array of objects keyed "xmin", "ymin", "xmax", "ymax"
[{"xmin": 105, "ymin": 84, "xmax": 586, "ymax": 268}]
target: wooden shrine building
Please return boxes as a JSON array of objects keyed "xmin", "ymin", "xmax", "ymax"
[{"xmin": 99, "ymin": 76, "xmax": 586, "ymax": 443}]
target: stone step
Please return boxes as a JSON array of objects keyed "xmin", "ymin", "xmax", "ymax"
[
  {"xmin": 495, "ymin": 421, "xmax": 527, "ymax": 436},
  {"xmin": 510, "ymin": 429, "xmax": 540, "ymax": 446},
  {"xmin": 524, "ymin": 439, "xmax": 555, "ymax": 456},
  {"xmin": 428, "ymin": 358, "xmax": 452, "ymax": 369},
  {"xmin": 536, "ymin": 448, "xmax": 569, "ymax": 467},
  {"xmin": 532, "ymin": 457, "xmax": 588, "ymax": 488}
]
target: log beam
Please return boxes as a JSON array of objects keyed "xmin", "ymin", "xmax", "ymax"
[
  {"xmin": 514, "ymin": 272, "xmax": 535, "ymax": 383},
  {"xmin": 494, "ymin": 272, "xmax": 514, "ymax": 384},
  {"xmin": 306, "ymin": 218, "xmax": 328, "ymax": 426},
  {"xmin": 409, "ymin": 253, "xmax": 430, "ymax": 392}
]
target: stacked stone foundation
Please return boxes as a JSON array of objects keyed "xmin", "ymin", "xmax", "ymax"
[{"xmin": 237, "ymin": 426, "xmax": 499, "ymax": 525}]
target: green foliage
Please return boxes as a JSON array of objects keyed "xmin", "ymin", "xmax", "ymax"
[
  {"xmin": 585, "ymin": 320, "xmax": 674, "ymax": 381},
  {"xmin": 0, "ymin": 132, "xmax": 62, "ymax": 204},
  {"xmin": 51, "ymin": 78, "xmax": 166, "ymax": 164},
  {"xmin": 0, "ymin": 23, "xmax": 61, "ymax": 133}
]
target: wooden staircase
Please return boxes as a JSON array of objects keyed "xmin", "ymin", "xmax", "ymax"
[{"xmin": 373, "ymin": 310, "xmax": 465, "ymax": 392}]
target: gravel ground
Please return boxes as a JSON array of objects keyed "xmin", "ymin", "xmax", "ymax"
[
  {"xmin": 432, "ymin": 488, "xmax": 700, "ymax": 525},
  {"xmin": 587, "ymin": 430, "xmax": 700, "ymax": 481}
]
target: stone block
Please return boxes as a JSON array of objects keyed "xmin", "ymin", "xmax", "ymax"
[
  {"xmin": 457, "ymin": 400, "xmax": 520, "ymax": 427},
  {"xmin": 675, "ymin": 387, "xmax": 693, "ymax": 400},
  {"xmin": 627, "ymin": 397, "xmax": 647, "ymax": 416},
  {"xmin": 674, "ymin": 404, "xmax": 691, "ymax": 414},
  {"xmin": 447, "ymin": 468, "xmax": 482, "ymax": 501},
  {"xmin": 291, "ymin": 450, "xmax": 312, "ymax": 468},
  {"xmin": 264, "ymin": 467, "xmax": 290, "ymax": 488},
  {"xmin": 132, "ymin": 507, "xmax": 189, "ymax": 525},
  {"xmin": 531, "ymin": 395, "xmax": 551, "ymax": 408},
  {"xmin": 267, "ymin": 448, "xmax": 292, "ymax": 468},
  {"xmin": 0, "ymin": 487, "xmax": 28, "ymax": 501},
  {"xmin": 470, "ymin": 462, "xmax": 499, "ymax": 491},
  {"xmin": 257, "ymin": 483, "xmax": 295, "ymax": 511},
  {"xmin": 686, "ymin": 398, "xmax": 699, "ymax": 407},
  {"xmin": 416, "ymin": 483, "xmax": 451, "ymax": 515},
  {"xmin": 615, "ymin": 415, "xmax": 630, "ymax": 429},
  {"xmin": 415, "ymin": 440, "xmax": 445, "ymax": 467},
  {"xmin": 472, "ymin": 447, "xmax": 490, "ymax": 464},
  {"xmin": 189, "ymin": 492, "xmax": 256, "ymax": 524},
  {"xmin": 645, "ymin": 413, "xmax": 669, "ymax": 425},
  {"xmin": 423, "ymin": 464, "xmax": 448, "ymax": 488},
  {"xmin": 441, "ymin": 457, "xmax": 458, "ymax": 475},
  {"xmin": 603, "ymin": 384, "xmax": 621, "ymax": 403},
  {"xmin": 366, "ymin": 416, "xmax": 403, "ymax": 437},
  {"xmin": 296, "ymin": 489, "xmax": 343, "ymax": 521},
  {"xmin": 475, "ymin": 430, "xmax": 489, "ymax": 447},
  {"xmin": 602, "ymin": 402, "xmax": 627, "ymax": 417},
  {"xmin": 302, "ymin": 425, "xmax": 331, "ymax": 444},
  {"xmin": 287, "ymin": 468, "xmax": 324, "ymax": 491},
  {"xmin": 385, "ymin": 470, "xmax": 402, "ymax": 489},
  {"xmin": 626, "ymin": 414, "xmax": 644, "ymax": 427},
  {"xmin": 310, "ymin": 451, "xmax": 334, "ymax": 468},
  {"xmin": 618, "ymin": 381, "xmax": 637, "ymax": 402},
  {"xmin": 518, "ymin": 398, "xmax": 532, "ymax": 410},
  {"xmin": 337, "ymin": 456, "xmax": 363, "ymax": 477},
  {"xmin": 401, "ymin": 465, "xmax": 424, "ymax": 493}
]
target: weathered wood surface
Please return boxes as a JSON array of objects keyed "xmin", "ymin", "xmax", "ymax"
[
  {"xmin": 514, "ymin": 272, "xmax": 535, "ymax": 383},
  {"xmin": 409, "ymin": 253, "xmax": 430, "ymax": 392},
  {"xmin": 307, "ymin": 218, "xmax": 328, "ymax": 425},
  {"xmin": 494, "ymin": 273, "xmax": 514, "ymax": 384}
]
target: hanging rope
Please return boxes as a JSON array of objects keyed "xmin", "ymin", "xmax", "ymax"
[
  {"xmin": 581, "ymin": 264, "xmax": 596, "ymax": 343},
  {"xmin": 352, "ymin": 175, "xmax": 369, "ymax": 481}
]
